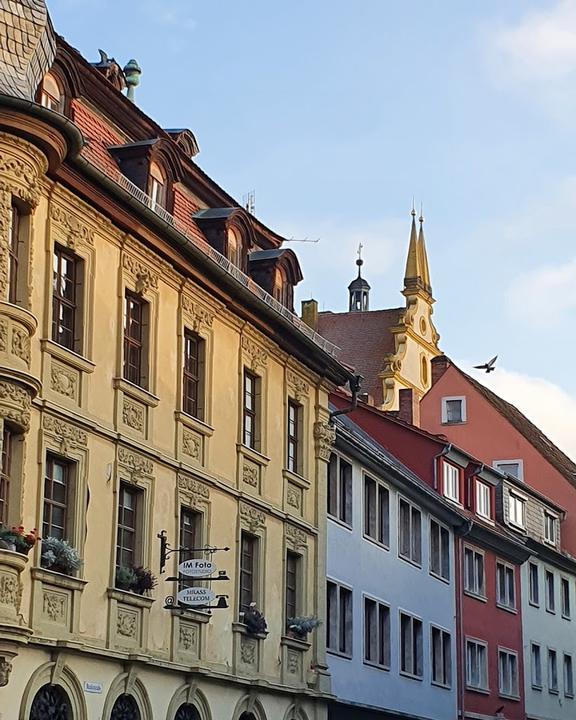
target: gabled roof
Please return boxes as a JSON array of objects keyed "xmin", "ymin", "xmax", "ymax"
[
  {"xmin": 443, "ymin": 359, "xmax": 576, "ymax": 486},
  {"xmin": 318, "ymin": 308, "xmax": 403, "ymax": 404}
]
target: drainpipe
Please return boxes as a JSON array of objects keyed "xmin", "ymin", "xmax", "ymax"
[{"xmin": 329, "ymin": 374, "xmax": 363, "ymax": 422}]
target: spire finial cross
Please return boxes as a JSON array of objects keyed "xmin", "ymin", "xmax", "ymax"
[{"xmin": 357, "ymin": 243, "xmax": 363, "ymax": 262}]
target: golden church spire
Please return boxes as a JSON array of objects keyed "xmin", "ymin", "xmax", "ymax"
[
  {"xmin": 403, "ymin": 204, "xmax": 432, "ymax": 297},
  {"xmin": 417, "ymin": 207, "xmax": 432, "ymax": 293},
  {"xmin": 404, "ymin": 205, "xmax": 419, "ymax": 285}
]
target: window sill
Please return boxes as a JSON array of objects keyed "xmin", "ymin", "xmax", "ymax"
[
  {"xmin": 282, "ymin": 468, "xmax": 310, "ymax": 489},
  {"xmin": 463, "ymin": 590, "xmax": 487, "ymax": 603},
  {"xmin": 548, "ymin": 689, "xmax": 559, "ymax": 695},
  {"xmin": 565, "ymin": 692, "xmax": 574, "ymax": 699},
  {"xmin": 429, "ymin": 570, "xmax": 450, "ymax": 585},
  {"xmin": 431, "ymin": 680, "xmax": 451, "ymax": 690},
  {"xmin": 113, "ymin": 378, "xmax": 159, "ymax": 407},
  {"xmin": 465, "ymin": 685, "xmax": 490, "ymax": 695},
  {"xmin": 528, "ymin": 600, "xmax": 540, "ymax": 609},
  {"xmin": 328, "ymin": 515, "xmax": 353, "ymax": 532},
  {"xmin": 363, "ymin": 534, "xmax": 390, "ymax": 552},
  {"xmin": 175, "ymin": 411, "xmax": 214, "ymax": 437},
  {"xmin": 443, "ymin": 495, "xmax": 463, "ymax": 508},
  {"xmin": 169, "ymin": 606, "xmax": 211, "ymax": 624},
  {"xmin": 532, "ymin": 684, "xmax": 543, "ymax": 692},
  {"xmin": 41, "ymin": 338, "xmax": 95, "ymax": 374},
  {"xmin": 562, "ymin": 614, "xmax": 572, "ymax": 621},
  {"xmin": 545, "ymin": 607, "xmax": 557, "ymax": 615},
  {"xmin": 237, "ymin": 443, "xmax": 270, "ymax": 467},
  {"xmin": 498, "ymin": 692, "xmax": 520, "ymax": 701},
  {"xmin": 508, "ymin": 520, "xmax": 527, "ymax": 533},
  {"xmin": 399, "ymin": 670, "xmax": 423, "ymax": 682},
  {"xmin": 281, "ymin": 635, "xmax": 311, "ymax": 652},
  {"xmin": 31, "ymin": 567, "xmax": 87, "ymax": 592},
  {"xmin": 107, "ymin": 587, "xmax": 155, "ymax": 608},
  {"xmin": 398, "ymin": 553, "xmax": 422, "ymax": 570},
  {"xmin": 327, "ymin": 648, "xmax": 352, "ymax": 660},
  {"xmin": 496, "ymin": 602, "xmax": 517, "ymax": 614},
  {"xmin": 476, "ymin": 514, "xmax": 494, "ymax": 525},
  {"xmin": 232, "ymin": 621, "xmax": 268, "ymax": 640},
  {"xmin": 363, "ymin": 659, "xmax": 390, "ymax": 672},
  {"xmin": 441, "ymin": 421, "xmax": 466, "ymax": 426}
]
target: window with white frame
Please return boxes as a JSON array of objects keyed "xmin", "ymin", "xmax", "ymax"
[
  {"xmin": 398, "ymin": 498, "xmax": 422, "ymax": 566},
  {"xmin": 400, "ymin": 612, "xmax": 423, "ymax": 678},
  {"xmin": 549, "ymin": 649, "xmax": 559, "ymax": 693},
  {"xmin": 531, "ymin": 643, "xmax": 542, "ymax": 689},
  {"xmin": 431, "ymin": 626, "xmax": 452, "ymax": 687},
  {"xmin": 476, "ymin": 481, "xmax": 491, "ymax": 520},
  {"xmin": 544, "ymin": 513, "xmax": 557, "ymax": 545},
  {"xmin": 499, "ymin": 649, "xmax": 519, "ymax": 698},
  {"xmin": 529, "ymin": 562, "xmax": 539, "ymax": 606},
  {"xmin": 441, "ymin": 396, "xmax": 466, "ymax": 424},
  {"xmin": 364, "ymin": 597, "xmax": 390, "ymax": 668},
  {"xmin": 430, "ymin": 519, "xmax": 450, "ymax": 581},
  {"xmin": 364, "ymin": 475, "xmax": 389, "ymax": 547},
  {"xmin": 496, "ymin": 562, "xmax": 516, "ymax": 610},
  {"xmin": 494, "ymin": 460, "xmax": 523, "ymax": 481},
  {"xmin": 564, "ymin": 654, "xmax": 574, "ymax": 698},
  {"xmin": 327, "ymin": 453, "xmax": 353, "ymax": 526},
  {"xmin": 464, "ymin": 546, "xmax": 485, "ymax": 598},
  {"xmin": 508, "ymin": 493, "xmax": 526, "ymax": 528},
  {"xmin": 546, "ymin": 571, "xmax": 556, "ymax": 613},
  {"xmin": 442, "ymin": 462, "xmax": 460, "ymax": 504},
  {"xmin": 466, "ymin": 639, "xmax": 488, "ymax": 690},
  {"xmin": 327, "ymin": 580, "xmax": 352, "ymax": 656},
  {"xmin": 561, "ymin": 578, "xmax": 571, "ymax": 619}
]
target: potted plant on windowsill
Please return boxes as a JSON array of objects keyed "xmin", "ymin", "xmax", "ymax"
[
  {"xmin": 115, "ymin": 565, "xmax": 157, "ymax": 595},
  {"xmin": 286, "ymin": 615, "xmax": 321, "ymax": 640},
  {"xmin": 242, "ymin": 602, "xmax": 268, "ymax": 636},
  {"xmin": 0, "ymin": 526, "xmax": 39, "ymax": 555},
  {"xmin": 40, "ymin": 537, "xmax": 82, "ymax": 576}
]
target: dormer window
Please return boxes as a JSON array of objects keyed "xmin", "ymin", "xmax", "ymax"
[
  {"xmin": 40, "ymin": 73, "xmax": 63, "ymax": 113},
  {"xmin": 475, "ymin": 481, "xmax": 491, "ymax": 520},
  {"xmin": 227, "ymin": 228, "xmax": 243, "ymax": 268},
  {"xmin": 442, "ymin": 461, "xmax": 461, "ymax": 504},
  {"xmin": 148, "ymin": 162, "xmax": 166, "ymax": 209}
]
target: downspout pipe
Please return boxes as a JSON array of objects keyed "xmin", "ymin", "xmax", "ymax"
[
  {"xmin": 329, "ymin": 374, "xmax": 363, "ymax": 422},
  {"xmin": 433, "ymin": 443, "xmax": 452, "ymax": 492}
]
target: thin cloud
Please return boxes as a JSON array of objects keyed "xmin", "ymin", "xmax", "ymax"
[{"xmin": 506, "ymin": 257, "xmax": 576, "ymax": 324}]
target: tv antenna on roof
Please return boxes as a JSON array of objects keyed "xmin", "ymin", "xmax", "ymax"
[
  {"xmin": 243, "ymin": 191, "xmax": 256, "ymax": 215},
  {"xmin": 284, "ymin": 236, "xmax": 320, "ymax": 243}
]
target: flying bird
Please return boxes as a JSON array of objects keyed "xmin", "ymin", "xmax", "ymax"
[{"xmin": 474, "ymin": 355, "xmax": 498, "ymax": 373}]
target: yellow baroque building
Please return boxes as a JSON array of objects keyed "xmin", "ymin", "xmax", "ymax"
[{"xmin": 0, "ymin": 4, "xmax": 353, "ymax": 720}]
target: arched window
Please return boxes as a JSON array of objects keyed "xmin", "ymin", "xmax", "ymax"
[
  {"xmin": 111, "ymin": 694, "xmax": 141, "ymax": 720},
  {"xmin": 148, "ymin": 162, "xmax": 166, "ymax": 209},
  {"xmin": 227, "ymin": 228, "xmax": 243, "ymax": 268},
  {"xmin": 175, "ymin": 704, "xmax": 201, "ymax": 720},
  {"xmin": 30, "ymin": 684, "xmax": 71, "ymax": 720},
  {"xmin": 40, "ymin": 73, "xmax": 63, "ymax": 112}
]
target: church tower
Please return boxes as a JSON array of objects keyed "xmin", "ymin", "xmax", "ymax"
[{"xmin": 348, "ymin": 245, "xmax": 371, "ymax": 311}]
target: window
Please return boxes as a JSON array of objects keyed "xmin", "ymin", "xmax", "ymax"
[
  {"xmin": 494, "ymin": 460, "xmax": 523, "ymax": 481},
  {"xmin": 564, "ymin": 654, "xmax": 574, "ymax": 697},
  {"xmin": 498, "ymin": 649, "xmax": 519, "ymax": 698},
  {"xmin": 562, "ymin": 578, "xmax": 571, "ymax": 619},
  {"xmin": 227, "ymin": 228, "xmax": 243, "ymax": 268},
  {"xmin": 116, "ymin": 484, "xmax": 140, "ymax": 569},
  {"xmin": 508, "ymin": 493, "xmax": 525, "ymax": 528},
  {"xmin": 183, "ymin": 330, "xmax": 205, "ymax": 419},
  {"xmin": 242, "ymin": 370, "xmax": 261, "ymax": 451},
  {"xmin": 531, "ymin": 644, "xmax": 542, "ymax": 689},
  {"xmin": 7, "ymin": 202, "xmax": 24, "ymax": 305},
  {"xmin": 364, "ymin": 475, "xmax": 389, "ymax": 546},
  {"xmin": 286, "ymin": 400, "xmax": 301, "ymax": 474},
  {"xmin": 40, "ymin": 72, "xmax": 63, "ymax": 111},
  {"xmin": 148, "ymin": 161, "xmax": 166, "ymax": 208},
  {"xmin": 476, "ymin": 482, "xmax": 491, "ymax": 519},
  {"xmin": 546, "ymin": 571, "xmax": 556, "ymax": 613},
  {"xmin": 398, "ymin": 498, "xmax": 422, "ymax": 566},
  {"xmin": 43, "ymin": 455, "xmax": 72, "ymax": 540},
  {"xmin": 0, "ymin": 427, "xmax": 12, "ymax": 527},
  {"xmin": 285, "ymin": 551, "xmax": 300, "ymax": 621},
  {"xmin": 544, "ymin": 513, "xmax": 557, "ymax": 545},
  {"xmin": 441, "ymin": 396, "xmax": 466, "ymax": 424},
  {"xmin": 52, "ymin": 245, "xmax": 81, "ymax": 351},
  {"xmin": 239, "ymin": 531, "xmax": 258, "ymax": 616},
  {"xmin": 549, "ymin": 649, "xmax": 559, "ymax": 693},
  {"xmin": 430, "ymin": 520, "xmax": 450, "ymax": 581},
  {"xmin": 123, "ymin": 291, "xmax": 148, "ymax": 388},
  {"xmin": 529, "ymin": 562, "xmax": 539, "ymax": 606},
  {"xmin": 400, "ymin": 612, "xmax": 423, "ymax": 678},
  {"xmin": 364, "ymin": 597, "xmax": 390, "ymax": 668},
  {"xmin": 327, "ymin": 453, "xmax": 352, "ymax": 526},
  {"xmin": 327, "ymin": 581, "xmax": 352, "ymax": 656},
  {"xmin": 464, "ymin": 546, "xmax": 485, "ymax": 598},
  {"xmin": 496, "ymin": 563, "xmax": 516, "ymax": 610},
  {"xmin": 179, "ymin": 507, "xmax": 202, "ymax": 561},
  {"xmin": 466, "ymin": 639, "xmax": 488, "ymax": 690},
  {"xmin": 442, "ymin": 462, "xmax": 460, "ymax": 503},
  {"xmin": 431, "ymin": 626, "xmax": 452, "ymax": 687}
]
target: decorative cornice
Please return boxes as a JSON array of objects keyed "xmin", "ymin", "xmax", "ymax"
[
  {"xmin": 286, "ymin": 369, "xmax": 309, "ymax": 402},
  {"xmin": 239, "ymin": 501, "xmax": 266, "ymax": 534},
  {"xmin": 118, "ymin": 446, "xmax": 153, "ymax": 480},
  {"xmin": 50, "ymin": 204, "xmax": 94, "ymax": 249},
  {"xmin": 285, "ymin": 523, "xmax": 307, "ymax": 551},
  {"xmin": 241, "ymin": 335, "xmax": 268, "ymax": 372},
  {"xmin": 178, "ymin": 474, "xmax": 210, "ymax": 508},
  {"xmin": 43, "ymin": 414, "xmax": 87, "ymax": 452},
  {"xmin": 122, "ymin": 253, "xmax": 159, "ymax": 295},
  {"xmin": 182, "ymin": 295, "xmax": 215, "ymax": 332}
]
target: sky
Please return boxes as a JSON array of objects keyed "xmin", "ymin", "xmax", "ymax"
[{"xmin": 47, "ymin": 0, "xmax": 576, "ymax": 458}]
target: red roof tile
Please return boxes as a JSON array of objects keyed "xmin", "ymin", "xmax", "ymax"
[{"xmin": 318, "ymin": 309, "xmax": 402, "ymax": 404}]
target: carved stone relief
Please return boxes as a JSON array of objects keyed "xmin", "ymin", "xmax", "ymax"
[
  {"xmin": 123, "ymin": 254, "xmax": 158, "ymax": 295},
  {"xmin": 287, "ymin": 369, "xmax": 309, "ymax": 402},
  {"xmin": 50, "ymin": 205, "xmax": 94, "ymax": 249},
  {"xmin": 122, "ymin": 397, "xmax": 145, "ymax": 432},
  {"xmin": 178, "ymin": 475, "xmax": 209, "ymax": 509},
  {"xmin": 182, "ymin": 296, "xmax": 215, "ymax": 332},
  {"xmin": 50, "ymin": 362, "xmax": 78, "ymax": 400},
  {"xmin": 313, "ymin": 421, "xmax": 336, "ymax": 461},
  {"xmin": 0, "ymin": 381, "xmax": 31, "ymax": 430},
  {"xmin": 182, "ymin": 429, "xmax": 201, "ymax": 461},
  {"xmin": 242, "ymin": 461, "xmax": 259, "ymax": 488},
  {"xmin": 118, "ymin": 447, "xmax": 153, "ymax": 481},
  {"xmin": 285, "ymin": 524, "xmax": 307, "ymax": 551},
  {"xmin": 240, "ymin": 636, "xmax": 257, "ymax": 665},
  {"xmin": 241, "ymin": 335, "xmax": 268, "ymax": 372},
  {"xmin": 42, "ymin": 591, "xmax": 66, "ymax": 623},
  {"xmin": 0, "ymin": 573, "xmax": 18, "ymax": 606},
  {"xmin": 239, "ymin": 502, "xmax": 265, "ymax": 534},
  {"xmin": 287, "ymin": 649, "xmax": 300, "ymax": 675},
  {"xmin": 179, "ymin": 622, "xmax": 198, "ymax": 653},
  {"xmin": 286, "ymin": 485, "xmax": 302, "ymax": 511},
  {"xmin": 0, "ymin": 320, "xmax": 7, "ymax": 352},
  {"xmin": 0, "ymin": 659, "xmax": 12, "ymax": 687},
  {"xmin": 10, "ymin": 326, "xmax": 30, "ymax": 365},
  {"xmin": 117, "ymin": 608, "xmax": 138, "ymax": 638},
  {"xmin": 43, "ymin": 415, "xmax": 87, "ymax": 454}
]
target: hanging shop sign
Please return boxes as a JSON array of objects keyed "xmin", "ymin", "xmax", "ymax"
[
  {"xmin": 178, "ymin": 559, "xmax": 216, "ymax": 577},
  {"xmin": 177, "ymin": 587, "xmax": 216, "ymax": 606}
]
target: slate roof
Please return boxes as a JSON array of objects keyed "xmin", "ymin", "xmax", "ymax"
[
  {"xmin": 457, "ymin": 365, "xmax": 576, "ymax": 483},
  {"xmin": 318, "ymin": 308, "xmax": 402, "ymax": 404}
]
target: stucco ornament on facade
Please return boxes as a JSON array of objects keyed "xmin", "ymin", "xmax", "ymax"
[
  {"xmin": 286, "ymin": 486, "xmax": 301, "ymax": 510},
  {"xmin": 11, "ymin": 327, "xmax": 30, "ymax": 365},
  {"xmin": 43, "ymin": 415, "xmax": 87, "ymax": 451},
  {"xmin": 122, "ymin": 254, "xmax": 159, "ymax": 295},
  {"xmin": 285, "ymin": 524, "xmax": 307, "ymax": 551},
  {"xmin": 313, "ymin": 421, "xmax": 336, "ymax": 461},
  {"xmin": 178, "ymin": 475, "xmax": 210, "ymax": 508},
  {"xmin": 50, "ymin": 205, "xmax": 94, "ymax": 249},
  {"xmin": 50, "ymin": 363, "xmax": 77, "ymax": 399},
  {"xmin": 242, "ymin": 462, "xmax": 259, "ymax": 487},
  {"xmin": 179, "ymin": 624, "xmax": 198, "ymax": 651},
  {"xmin": 240, "ymin": 636, "xmax": 257, "ymax": 664},
  {"xmin": 0, "ymin": 381, "xmax": 32, "ymax": 430},
  {"xmin": 182, "ymin": 429, "xmax": 201, "ymax": 460},
  {"xmin": 0, "ymin": 659, "xmax": 12, "ymax": 687},
  {"xmin": 122, "ymin": 398, "xmax": 145, "ymax": 432},
  {"xmin": 118, "ymin": 447, "xmax": 153, "ymax": 481},
  {"xmin": 43, "ymin": 592, "xmax": 66, "ymax": 623},
  {"xmin": 117, "ymin": 609, "xmax": 138, "ymax": 638},
  {"xmin": 286, "ymin": 369, "xmax": 309, "ymax": 402},
  {"xmin": 241, "ymin": 335, "xmax": 269, "ymax": 372},
  {"xmin": 182, "ymin": 296, "xmax": 215, "ymax": 332},
  {"xmin": 239, "ymin": 502, "xmax": 265, "ymax": 534}
]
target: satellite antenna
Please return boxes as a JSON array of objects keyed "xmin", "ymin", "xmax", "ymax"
[{"xmin": 243, "ymin": 191, "xmax": 256, "ymax": 215}]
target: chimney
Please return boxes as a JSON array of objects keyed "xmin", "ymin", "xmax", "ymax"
[
  {"xmin": 431, "ymin": 355, "xmax": 451, "ymax": 386},
  {"xmin": 301, "ymin": 299, "xmax": 318, "ymax": 331},
  {"xmin": 398, "ymin": 389, "xmax": 420, "ymax": 427}
]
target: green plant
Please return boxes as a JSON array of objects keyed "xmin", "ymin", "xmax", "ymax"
[
  {"xmin": 40, "ymin": 537, "xmax": 82, "ymax": 575},
  {"xmin": 287, "ymin": 615, "xmax": 322, "ymax": 638},
  {"xmin": 0, "ymin": 526, "xmax": 39, "ymax": 555},
  {"xmin": 115, "ymin": 565, "xmax": 137, "ymax": 591},
  {"xmin": 132, "ymin": 566, "xmax": 157, "ymax": 595}
]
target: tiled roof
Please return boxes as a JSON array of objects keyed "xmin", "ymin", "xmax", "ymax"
[
  {"xmin": 459, "ymin": 367, "xmax": 576, "ymax": 484},
  {"xmin": 318, "ymin": 308, "xmax": 402, "ymax": 404}
]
